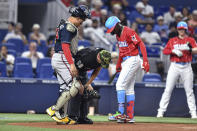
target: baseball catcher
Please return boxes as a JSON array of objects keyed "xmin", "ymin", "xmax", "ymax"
[{"xmin": 46, "ymin": 5, "xmax": 91, "ymax": 124}]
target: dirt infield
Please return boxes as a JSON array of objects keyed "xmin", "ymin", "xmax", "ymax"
[{"xmin": 9, "ymin": 122, "xmax": 197, "ymax": 131}]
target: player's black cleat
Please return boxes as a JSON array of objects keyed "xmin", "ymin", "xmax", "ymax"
[{"xmin": 77, "ymin": 117, "xmax": 93, "ymax": 124}]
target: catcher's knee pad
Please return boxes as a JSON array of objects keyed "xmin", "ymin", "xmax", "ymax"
[{"xmin": 69, "ymin": 78, "xmax": 81, "ymax": 97}]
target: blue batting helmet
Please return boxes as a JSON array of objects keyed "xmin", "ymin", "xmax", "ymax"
[
  {"xmin": 177, "ymin": 21, "xmax": 188, "ymax": 30},
  {"xmin": 105, "ymin": 16, "xmax": 120, "ymax": 33},
  {"xmin": 69, "ymin": 5, "xmax": 91, "ymax": 20}
]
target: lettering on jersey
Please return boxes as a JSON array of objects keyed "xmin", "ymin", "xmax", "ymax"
[
  {"xmin": 76, "ymin": 60, "xmax": 84, "ymax": 69},
  {"xmin": 131, "ymin": 35, "xmax": 137, "ymax": 42},
  {"xmin": 173, "ymin": 43, "xmax": 190, "ymax": 50},
  {"xmin": 118, "ymin": 41, "xmax": 128, "ymax": 47}
]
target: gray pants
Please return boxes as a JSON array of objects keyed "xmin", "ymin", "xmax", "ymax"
[{"xmin": 52, "ymin": 53, "xmax": 73, "ymax": 91}]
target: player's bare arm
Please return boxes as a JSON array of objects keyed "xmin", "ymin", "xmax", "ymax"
[{"xmin": 85, "ymin": 67, "xmax": 102, "ymax": 88}]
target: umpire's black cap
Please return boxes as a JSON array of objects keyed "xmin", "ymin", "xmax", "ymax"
[{"xmin": 69, "ymin": 5, "xmax": 91, "ymax": 20}]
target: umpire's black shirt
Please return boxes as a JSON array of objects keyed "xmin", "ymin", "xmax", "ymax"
[{"xmin": 74, "ymin": 47, "xmax": 103, "ymax": 72}]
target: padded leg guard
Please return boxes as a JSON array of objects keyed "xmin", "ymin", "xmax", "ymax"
[{"xmin": 53, "ymin": 78, "xmax": 81, "ymax": 111}]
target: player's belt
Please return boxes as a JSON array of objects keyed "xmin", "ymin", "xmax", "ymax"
[
  {"xmin": 123, "ymin": 56, "xmax": 132, "ymax": 61},
  {"xmin": 56, "ymin": 51, "xmax": 64, "ymax": 54},
  {"xmin": 176, "ymin": 62, "xmax": 190, "ymax": 65}
]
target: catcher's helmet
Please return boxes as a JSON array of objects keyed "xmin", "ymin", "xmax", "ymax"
[
  {"xmin": 177, "ymin": 21, "xmax": 188, "ymax": 30},
  {"xmin": 69, "ymin": 5, "xmax": 91, "ymax": 20},
  {"xmin": 105, "ymin": 16, "xmax": 120, "ymax": 33},
  {"xmin": 99, "ymin": 50, "xmax": 111, "ymax": 68}
]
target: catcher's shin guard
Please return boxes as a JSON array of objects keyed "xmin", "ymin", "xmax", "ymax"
[{"xmin": 53, "ymin": 78, "xmax": 81, "ymax": 111}]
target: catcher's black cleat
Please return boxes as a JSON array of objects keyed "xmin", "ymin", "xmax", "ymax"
[{"xmin": 77, "ymin": 117, "xmax": 93, "ymax": 124}]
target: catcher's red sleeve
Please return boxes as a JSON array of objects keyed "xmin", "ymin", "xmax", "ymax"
[{"xmin": 62, "ymin": 43, "xmax": 74, "ymax": 64}]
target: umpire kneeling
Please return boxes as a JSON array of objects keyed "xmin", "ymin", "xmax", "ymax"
[{"xmin": 67, "ymin": 47, "xmax": 111, "ymax": 124}]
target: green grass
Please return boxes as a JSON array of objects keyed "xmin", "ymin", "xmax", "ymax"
[{"xmin": 1, "ymin": 113, "xmax": 197, "ymax": 131}]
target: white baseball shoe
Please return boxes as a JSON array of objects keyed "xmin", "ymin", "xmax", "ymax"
[
  {"xmin": 191, "ymin": 112, "xmax": 197, "ymax": 119},
  {"xmin": 156, "ymin": 111, "xmax": 164, "ymax": 118}
]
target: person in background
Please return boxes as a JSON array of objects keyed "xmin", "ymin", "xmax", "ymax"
[
  {"xmin": 140, "ymin": 24, "xmax": 161, "ymax": 45},
  {"xmin": 131, "ymin": 22, "xmax": 139, "ymax": 34},
  {"xmin": 46, "ymin": 47, "xmax": 55, "ymax": 58},
  {"xmin": 0, "ymin": 45, "xmax": 15, "ymax": 76},
  {"xmin": 164, "ymin": 5, "xmax": 176, "ymax": 25},
  {"xmin": 16, "ymin": 22, "xmax": 28, "ymax": 44},
  {"xmin": 129, "ymin": 2, "xmax": 153, "ymax": 25},
  {"xmin": 138, "ymin": 0, "xmax": 154, "ymax": 20},
  {"xmin": 110, "ymin": 4, "xmax": 122, "ymax": 17},
  {"xmin": 83, "ymin": 19, "xmax": 105, "ymax": 46},
  {"xmin": 47, "ymin": 28, "xmax": 56, "ymax": 47},
  {"xmin": 3, "ymin": 22, "xmax": 27, "ymax": 44},
  {"xmin": 108, "ymin": 0, "xmax": 128, "ymax": 10},
  {"xmin": 7, "ymin": 22, "xmax": 15, "ymax": 33},
  {"xmin": 77, "ymin": 0, "xmax": 88, "ymax": 6},
  {"xmin": 29, "ymin": 24, "xmax": 47, "ymax": 45},
  {"xmin": 169, "ymin": 12, "xmax": 183, "ymax": 30},
  {"xmin": 182, "ymin": 7, "xmax": 191, "ymax": 21},
  {"xmin": 119, "ymin": 12, "xmax": 130, "ymax": 27},
  {"xmin": 91, "ymin": 0, "xmax": 103, "ymax": 19},
  {"xmin": 188, "ymin": 10, "xmax": 197, "ymax": 39},
  {"xmin": 100, "ymin": 9, "xmax": 108, "ymax": 28},
  {"xmin": 154, "ymin": 16, "xmax": 169, "ymax": 39},
  {"xmin": 108, "ymin": 51, "xmax": 118, "ymax": 78},
  {"xmin": 21, "ymin": 41, "xmax": 44, "ymax": 73},
  {"xmin": 168, "ymin": 25, "xmax": 178, "ymax": 39}
]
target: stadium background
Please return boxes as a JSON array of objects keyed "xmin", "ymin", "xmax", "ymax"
[{"xmin": 0, "ymin": 0, "xmax": 197, "ymax": 121}]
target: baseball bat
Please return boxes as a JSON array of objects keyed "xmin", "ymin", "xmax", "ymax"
[{"xmin": 108, "ymin": 72, "xmax": 118, "ymax": 84}]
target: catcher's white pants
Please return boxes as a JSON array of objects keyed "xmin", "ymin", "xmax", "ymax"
[
  {"xmin": 51, "ymin": 53, "xmax": 73, "ymax": 92},
  {"xmin": 116, "ymin": 55, "xmax": 141, "ymax": 95},
  {"xmin": 158, "ymin": 62, "xmax": 196, "ymax": 114}
]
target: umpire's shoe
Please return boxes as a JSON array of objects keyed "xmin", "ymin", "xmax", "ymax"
[{"xmin": 77, "ymin": 117, "xmax": 93, "ymax": 124}]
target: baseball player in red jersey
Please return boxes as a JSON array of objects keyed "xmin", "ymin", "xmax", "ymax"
[
  {"xmin": 105, "ymin": 16, "xmax": 149, "ymax": 123},
  {"xmin": 157, "ymin": 21, "xmax": 197, "ymax": 118}
]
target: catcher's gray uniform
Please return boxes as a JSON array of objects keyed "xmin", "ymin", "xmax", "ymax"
[{"xmin": 52, "ymin": 20, "xmax": 78, "ymax": 92}]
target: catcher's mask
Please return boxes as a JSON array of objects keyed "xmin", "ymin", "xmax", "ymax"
[{"xmin": 99, "ymin": 50, "xmax": 111, "ymax": 68}]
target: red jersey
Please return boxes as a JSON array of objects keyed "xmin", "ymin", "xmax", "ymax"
[
  {"xmin": 163, "ymin": 36, "xmax": 197, "ymax": 62},
  {"xmin": 116, "ymin": 27, "xmax": 139, "ymax": 58},
  {"xmin": 116, "ymin": 26, "xmax": 147, "ymax": 61}
]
